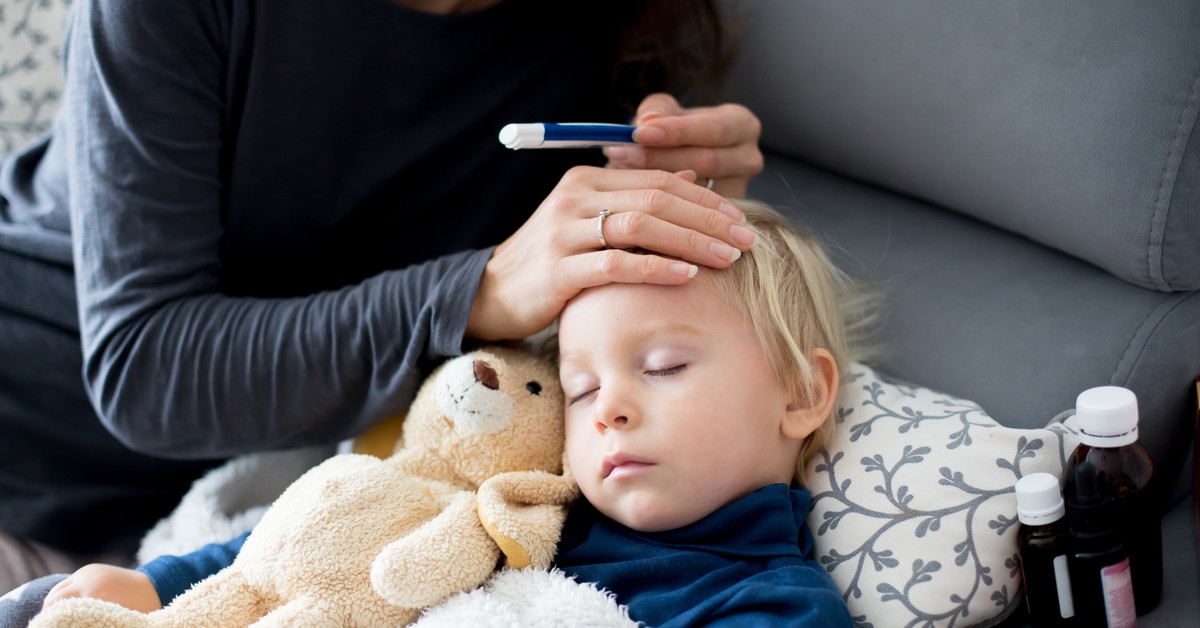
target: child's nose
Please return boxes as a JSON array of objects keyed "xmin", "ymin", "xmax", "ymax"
[
  {"xmin": 598, "ymin": 414, "xmax": 629, "ymax": 431},
  {"xmin": 594, "ymin": 392, "xmax": 636, "ymax": 432}
]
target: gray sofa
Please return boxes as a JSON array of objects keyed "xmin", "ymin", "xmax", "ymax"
[
  {"xmin": 3, "ymin": 0, "xmax": 1195, "ymax": 625},
  {"xmin": 718, "ymin": 0, "xmax": 1198, "ymax": 625}
]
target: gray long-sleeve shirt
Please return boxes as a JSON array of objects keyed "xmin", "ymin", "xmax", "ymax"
[{"xmin": 0, "ymin": 0, "xmax": 624, "ymax": 553}]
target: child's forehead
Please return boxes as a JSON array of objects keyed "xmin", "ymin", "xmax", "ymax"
[
  {"xmin": 563, "ymin": 279, "xmax": 725, "ymax": 317},
  {"xmin": 558, "ymin": 280, "xmax": 747, "ymax": 347}
]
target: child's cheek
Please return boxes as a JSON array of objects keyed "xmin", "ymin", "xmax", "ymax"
[
  {"xmin": 563, "ymin": 431, "xmax": 591, "ymax": 481},
  {"xmin": 564, "ymin": 439, "xmax": 605, "ymax": 505}
]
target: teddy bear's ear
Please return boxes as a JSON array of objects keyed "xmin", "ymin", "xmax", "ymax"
[{"xmin": 476, "ymin": 457, "xmax": 578, "ymax": 570}]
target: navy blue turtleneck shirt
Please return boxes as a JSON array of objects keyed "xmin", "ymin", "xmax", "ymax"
[
  {"xmin": 553, "ymin": 484, "xmax": 852, "ymax": 627},
  {"xmin": 138, "ymin": 483, "xmax": 851, "ymax": 626}
]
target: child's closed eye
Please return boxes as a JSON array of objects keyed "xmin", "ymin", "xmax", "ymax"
[
  {"xmin": 568, "ymin": 388, "xmax": 598, "ymax": 406},
  {"xmin": 565, "ymin": 365, "xmax": 687, "ymax": 406},
  {"xmin": 645, "ymin": 365, "xmax": 686, "ymax": 377}
]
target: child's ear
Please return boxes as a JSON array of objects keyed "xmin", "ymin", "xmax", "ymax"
[{"xmin": 781, "ymin": 348, "xmax": 839, "ymax": 440}]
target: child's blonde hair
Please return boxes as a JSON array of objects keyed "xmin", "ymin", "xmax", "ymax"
[{"xmin": 698, "ymin": 199, "xmax": 876, "ymax": 485}]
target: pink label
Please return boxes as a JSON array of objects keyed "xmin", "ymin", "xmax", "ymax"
[{"xmin": 1101, "ymin": 558, "xmax": 1137, "ymax": 628}]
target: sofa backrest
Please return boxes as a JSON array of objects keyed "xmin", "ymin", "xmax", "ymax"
[{"xmin": 720, "ymin": 0, "xmax": 1200, "ymax": 293}]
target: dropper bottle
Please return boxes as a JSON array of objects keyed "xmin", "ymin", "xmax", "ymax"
[
  {"xmin": 1066, "ymin": 461, "xmax": 1136, "ymax": 627},
  {"xmin": 1062, "ymin": 386, "xmax": 1161, "ymax": 614}
]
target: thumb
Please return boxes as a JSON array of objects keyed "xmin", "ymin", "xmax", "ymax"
[{"xmin": 674, "ymin": 169, "xmax": 699, "ymax": 184}]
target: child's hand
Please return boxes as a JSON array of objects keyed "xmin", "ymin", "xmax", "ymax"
[{"xmin": 43, "ymin": 563, "xmax": 163, "ymax": 613}]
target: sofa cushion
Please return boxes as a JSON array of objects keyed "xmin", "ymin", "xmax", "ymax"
[
  {"xmin": 720, "ymin": 0, "xmax": 1200, "ymax": 292},
  {"xmin": 808, "ymin": 362, "xmax": 1080, "ymax": 627},
  {"xmin": 0, "ymin": 0, "xmax": 71, "ymax": 158},
  {"xmin": 753, "ymin": 156, "xmax": 1200, "ymax": 506}
]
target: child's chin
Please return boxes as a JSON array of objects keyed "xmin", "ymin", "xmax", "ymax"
[{"xmin": 609, "ymin": 504, "xmax": 701, "ymax": 533}]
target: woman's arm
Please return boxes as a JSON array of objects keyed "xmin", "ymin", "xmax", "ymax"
[{"xmin": 65, "ymin": 0, "xmax": 483, "ymax": 457}]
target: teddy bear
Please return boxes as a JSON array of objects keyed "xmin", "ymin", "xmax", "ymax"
[{"xmin": 33, "ymin": 345, "xmax": 579, "ymax": 627}]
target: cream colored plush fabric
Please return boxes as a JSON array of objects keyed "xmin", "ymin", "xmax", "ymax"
[{"xmin": 33, "ymin": 346, "xmax": 578, "ymax": 627}]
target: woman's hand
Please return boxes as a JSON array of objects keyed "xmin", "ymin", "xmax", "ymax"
[
  {"xmin": 466, "ymin": 166, "xmax": 757, "ymax": 341},
  {"xmin": 604, "ymin": 93, "xmax": 764, "ymax": 198},
  {"xmin": 43, "ymin": 563, "xmax": 163, "ymax": 613}
]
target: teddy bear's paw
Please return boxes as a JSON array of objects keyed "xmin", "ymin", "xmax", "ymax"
[
  {"xmin": 30, "ymin": 598, "xmax": 155, "ymax": 628},
  {"xmin": 370, "ymin": 493, "xmax": 502, "ymax": 609},
  {"xmin": 245, "ymin": 597, "xmax": 337, "ymax": 628},
  {"xmin": 370, "ymin": 538, "xmax": 500, "ymax": 610}
]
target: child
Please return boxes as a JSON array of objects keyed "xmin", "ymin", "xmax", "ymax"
[
  {"xmin": 22, "ymin": 200, "xmax": 868, "ymax": 627},
  {"xmin": 549, "ymin": 199, "xmax": 863, "ymax": 626}
]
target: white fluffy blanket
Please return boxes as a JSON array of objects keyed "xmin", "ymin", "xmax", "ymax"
[
  {"xmin": 136, "ymin": 445, "xmax": 336, "ymax": 564},
  {"xmin": 414, "ymin": 568, "xmax": 634, "ymax": 627},
  {"xmin": 137, "ymin": 448, "xmax": 636, "ymax": 627}
]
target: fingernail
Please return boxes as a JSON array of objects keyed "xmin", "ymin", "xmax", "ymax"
[
  {"xmin": 678, "ymin": 169, "xmax": 698, "ymax": 181},
  {"xmin": 730, "ymin": 224, "xmax": 757, "ymax": 247},
  {"xmin": 671, "ymin": 262, "xmax": 699, "ymax": 278},
  {"xmin": 719, "ymin": 202, "xmax": 746, "ymax": 223},
  {"xmin": 634, "ymin": 127, "xmax": 665, "ymax": 144},
  {"xmin": 710, "ymin": 241, "xmax": 741, "ymax": 263}
]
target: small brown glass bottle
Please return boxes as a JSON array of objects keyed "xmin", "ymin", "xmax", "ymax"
[
  {"xmin": 1016, "ymin": 473, "xmax": 1075, "ymax": 627},
  {"xmin": 1062, "ymin": 386, "xmax": 1161, "ymax": 614}
]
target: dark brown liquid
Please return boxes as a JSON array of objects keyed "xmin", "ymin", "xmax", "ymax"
[
  {"xmin": 1063, "ymin": 442, "xmax": 1161, "ymax": 614},
  {"xmin": 1018, "ymin": 520, "xmax": 1076, "ymax": 627}
]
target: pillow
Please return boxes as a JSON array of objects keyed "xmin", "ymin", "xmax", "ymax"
[
  {"xmin": 0, "ymin": 0, "xmax": 71, "ymax": 157},
  {"xmin": 807, "ymin": 363, "xmax": 1080, "ymax": 628}
]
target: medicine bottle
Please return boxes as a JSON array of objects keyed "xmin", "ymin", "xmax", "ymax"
[
  {"xmin": 1066, "ymin": 461, "xmax": 1136, "ymax": 627},
  {"xmin": 1015, "ymin": 473, "xmax": 1075, "ymax": 627},
  {"xmin": 1062, "ymin": 385, "xmax": 1161, "ymax": 614}
]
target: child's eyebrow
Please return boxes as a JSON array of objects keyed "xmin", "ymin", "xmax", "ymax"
[
  {"xmin": 557, "ymin": 352, "xmax": 584, "ymax": 371},
  {"xmin": 626, "ymin": 322, "xmax": 705, "ymax": 343},
  {"xmin": 558, "ymin": 322, "xmax": 706, "ymax": 367}
]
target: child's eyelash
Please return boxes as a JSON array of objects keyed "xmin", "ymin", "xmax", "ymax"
[
  {"xmin": 646, "ymin": 365, "xmax": 686, "ymax": 377},
  {"xmin": 568, "ymin": 389, "xmax": 597, "ymax": 406},
  {"xmin": 567, "ymin": 365, "xmax": 687, "ymax": 406}
]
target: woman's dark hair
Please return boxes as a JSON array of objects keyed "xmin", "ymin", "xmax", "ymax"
[{"xmin": 611, "ymin": 0, "xmax": 738, "ymax": 111}]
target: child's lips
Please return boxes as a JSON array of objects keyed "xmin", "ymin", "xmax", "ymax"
[{"xmin": 602, "ymin": 453, "xmax": 655, "ymax": 479}]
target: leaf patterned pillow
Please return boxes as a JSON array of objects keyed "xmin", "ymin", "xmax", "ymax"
[
  {"xmin": 0, "ymin": 0, "xmax": 71, "ymax": 157},
  {"xmin": 806, "ymin": 363, "xmax": 1080, "ymax": 628}
]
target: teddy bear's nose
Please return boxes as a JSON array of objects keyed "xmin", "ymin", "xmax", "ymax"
[{"xmin": 473, "ymin": 359, "xmax": 499, "ymax": 390}]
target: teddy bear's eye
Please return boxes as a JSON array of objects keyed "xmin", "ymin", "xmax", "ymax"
[{"xmin": 525, "ymin": 381, "xmax": 542, "ymax": 395}]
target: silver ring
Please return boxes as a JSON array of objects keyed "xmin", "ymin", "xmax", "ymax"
[
  {"xmin": 597, "ymin": 209, "xmax": 611, "ymax": 249},
  {"xmin": 705, "ymin": 177, "xmax": 715, "ymax": 190}
]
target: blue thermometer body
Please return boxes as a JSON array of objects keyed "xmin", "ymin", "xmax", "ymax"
[{"xmin": 499, "ymin": 123, "xmax": 636, "ymax": 149}]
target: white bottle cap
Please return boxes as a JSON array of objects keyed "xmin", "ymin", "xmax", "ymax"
[
  {"xmin": 1075, "ymin": 386, "xmax": 1139, "ymax": 447},
  {"xmin": 1015, "ymin": 472, "xmax": 1065, "ymax": 525}
]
